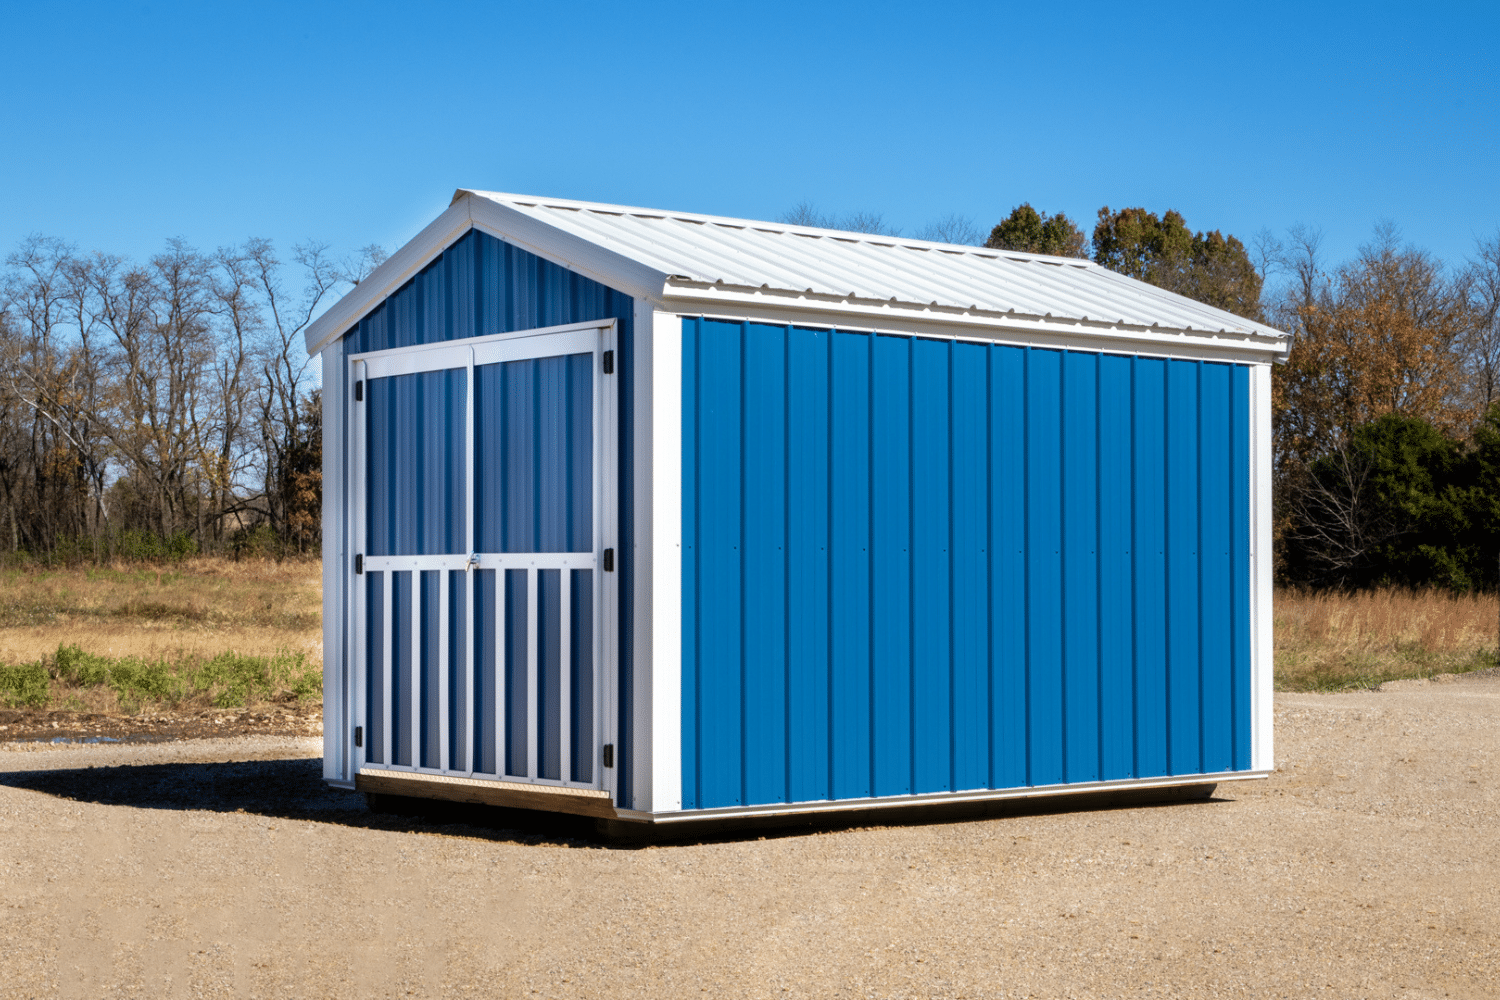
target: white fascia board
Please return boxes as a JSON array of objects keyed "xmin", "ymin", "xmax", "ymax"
[
  {"xmin": 462, "ymin": 193, "xmax": 670, "ymax": 304},
  {"xmin": 660, "ymin": 284, "xmax": 1289, "ymax": 366},
  {"xmin": 304, "ymin": 201, "xmax": 474, "ymax": 356},
  {"xmin": 304, "ymin": 193, "xmax": 675, "ymax": 357}
]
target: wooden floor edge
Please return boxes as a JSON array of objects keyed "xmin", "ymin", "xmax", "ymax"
[{"xmin": 355, "ymin": 771, "xmax": 617, "ymax": 820}]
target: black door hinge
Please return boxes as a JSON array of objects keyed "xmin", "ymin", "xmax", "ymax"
[
  {"xmin": 603, "ymin": 548, "xmax": 614, "ymax": 572},
  {"xmin": 354, "ymin": 554, "xmax": 363, "ymax": 574},
  {"xmin": 354, "ymin": 379, "xmax": 363, "ymax": 401},
  {"xmin": 602, "ymin": 744, "xmax": 614, "ymax": 768},
  {"xmin": 354, "ymin": 726, "xmax": 363, "ymax": 748},
  {"xmin": 602, "ymin": 350, "xmax": 614, "ymax": 375}
]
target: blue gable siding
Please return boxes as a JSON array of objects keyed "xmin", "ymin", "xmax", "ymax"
[
  {"xmin": 342, "ymin": 229, "xmax": 636, "ymax": 804},
  {"xmin": 681, "ymin": 317, "xmax": 1253, "ymax": 811}
]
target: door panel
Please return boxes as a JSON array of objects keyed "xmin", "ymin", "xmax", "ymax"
[
  {"xmin": 365, "ymin": 368, "xmax": 467, "ymax": 556},
  {"xmin": 474, "ymin": 353, "xmax": 593, "ymax": 553},
  {"xmin": 352, "ymin": 324, "xmax": 611, "ymax": 792}
]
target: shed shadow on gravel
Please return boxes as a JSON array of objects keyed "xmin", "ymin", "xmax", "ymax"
[
  {"xmin": 0, "ymin": 757, "xmax": 612, "ymax": 846},
  {"xmin": 0, "ymin": 755, "xmax": 1232, "ymax": 848}
]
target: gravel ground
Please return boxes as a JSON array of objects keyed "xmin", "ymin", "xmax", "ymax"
[{"xmin": 0, "ymin": 677, "xmax": 1495, "ymax": 999}]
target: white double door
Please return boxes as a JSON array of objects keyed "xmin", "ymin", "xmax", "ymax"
[{"xmin": 348, "ymin": 320, "xmax": 617, "ymax": 793}]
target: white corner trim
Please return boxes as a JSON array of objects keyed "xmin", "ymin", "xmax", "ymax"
[
  {"xmin": 647, "ymin": 309, "xmax": 683, "ymax": 813},
  {"xmin": 321, "ymin": 336, "xmax": 347, "ymax": 782},
  {"xmin": 1249, "ymin": 363, "xmax": 1275, "ymax": 771},
  {"xmin": 630, "ymin": 300, "xmax": 654, "ymax": 811}
]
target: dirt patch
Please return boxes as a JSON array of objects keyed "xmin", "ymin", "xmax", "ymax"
[{"xmin": 0, "ymin": 704, "xmax": 322, "ymax": 744}]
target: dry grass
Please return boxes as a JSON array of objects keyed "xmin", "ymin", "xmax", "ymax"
[
  {"xmin": 0, "ymin": 557, "xmax": 322, "ymax": 714},
  {"xmin": 1275, "ymin": 587, "xmax": 1500, "ymax": 691},
  {"xmin": 0, "ymin": 556, "xmax": 321, "ymax": 664},
  {"xmin": 4, "ymin": 559, "xmax": 1495, "ymax": 705}
]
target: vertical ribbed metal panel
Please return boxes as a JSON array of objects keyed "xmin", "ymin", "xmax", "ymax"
[
  {"xmin": 391, "ymin": 570, "xmax": 413, "ymax": 767},
  {"xmin": 473, "ymin": 568, "xmax": 498, "ymax": 774},
  {"xmin": 785, "ymin": 327, "xmax": 830, "ymax": 803},
  {"xmin": 538, "ymin": 569, "xmax": 562, "ymax": 781},
  {"xmin": 364, "ymin": 368, "xmax": 466, "ymax": 556},
  {"xmin": 503, "ymin": 568, "xmax": 528, "ymax": 775},
  {"xmin": 743, "ymin": 323, "xmax": 786, "ymax": 805},
  {"xmin": 419, "ymin": 570, "xmax": 440, "ymax": 769},
  {"xmin": 681, "ymin": 318, "xmax": 1254, "ymax": 810},
  {"xmin": 365, "ymin": 571, "xmax": 385, "ymax": 764},
  {"xmin": 447, "ymin": 569, "xmax": 467, "ymax": 771},
  {"xmin": 473, "ymin": 356, "xmax": 593, "ymax": 553},
  {"xmin": 344, "ymin": 229, "xmax": 636, "ymax": 802},
  {"xmin": 570, "ymin": 569, "xmax": 594, "ymax": 784}
]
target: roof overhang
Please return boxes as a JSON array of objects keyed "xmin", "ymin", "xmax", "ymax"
[
  {"xmin": 657, "ymin": 281, "xmax": 1290, "ymax": 364},
  {"xmin": 305, "ymin": 190, "xmax": 1292, "ymax": 365},
  {"xmin": 302, "ymin": 191, "xmax": 671, "ymax": 357}
]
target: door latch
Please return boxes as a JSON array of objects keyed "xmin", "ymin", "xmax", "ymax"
[
  {"xmin": 602, "ymin": 744, "xmax": 614, "ymax": 768},
  {"xmin": 466, "ymin": 551, "xmax": 480, "ymax": 572},
  {"xmin": 603, "ymin": 548, "xmax": 614, "ymax": 572}
]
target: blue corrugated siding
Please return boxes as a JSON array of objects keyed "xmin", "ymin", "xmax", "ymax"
[
  {"xmin": 473, "ymin": 354, "xmax": 593, "ymax": 554},
  {"xmin": 344, "ymin": 228, "xmax": 635, "ymax": 801},
  {"xmin": 681, "ymin": 318, "xmax": 1254, "ymax": 810}
]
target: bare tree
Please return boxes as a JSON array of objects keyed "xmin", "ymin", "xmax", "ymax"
[
  {"xmin": 779, "ymin": 203, "xmax": 902, "ymax": 236},
  {"xmin": 0, "ymin": 236, "xmax": 94, "ymax": 554},
  {"xmin": 779, "ymin": 201, "xmax": 834, "ymax": 228},
  {"xmin": 914, "ymin": 213, "xmax": 983, "ymax": 246},
  {"xmin": 342, "ymin": 243, "xmax": 389, "ymax": 286},
  {"xmin": 197, "ymin": 245, "xmax": 262, "ymax": 545},
  {"xmin": 102, "ymin": 240, "xmax": 218, "ymax": 538},
  {"xmin": 1462, "ymin": 229, "xmax": 1500, "ymax": 409},
  {"xmin": 243, "ymin": 238, "xmax": 342, "ymax": 552}
]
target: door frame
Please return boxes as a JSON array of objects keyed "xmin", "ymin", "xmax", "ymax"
[{"xmin": 345, "ymin": 318, "xmax": 619, "ymax": 800}]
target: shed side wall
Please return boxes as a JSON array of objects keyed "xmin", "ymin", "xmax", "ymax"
[
  {"xmin": 681, "ymin": 318, "xmax": 1253, "ymax": 811},
  {"xmin": 339, "ymin": 229, "xmax": 636, "ymax": 803}
]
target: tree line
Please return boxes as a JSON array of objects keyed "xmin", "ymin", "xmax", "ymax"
[
  {"xmin": 9, "ymin": 202, "xmax": 1499, "ymax": 585},
  {"xmin": 792, "ymin": 201, "xmax": 1500, "ymax": 590},
  {"xmin": 0, "ymin": 234, "xmax": 384, "ymax": 562}
]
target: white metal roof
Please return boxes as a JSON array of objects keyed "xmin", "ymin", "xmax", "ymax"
[{"xmin": 304, "ymin": 189, "xmax": 1290, "ymax": 362}]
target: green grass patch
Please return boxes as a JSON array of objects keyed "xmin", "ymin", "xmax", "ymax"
[
  {"xmin": 1274, "ymin": 646, "xmax": 1498, "ymax": 692},
  {"xmin": 1, "ymin": 644, "xmax": 322, "ymax": 714},
  {"xmin": 0, "ymin": 662, "xmax": 50, "ymax": 708}
]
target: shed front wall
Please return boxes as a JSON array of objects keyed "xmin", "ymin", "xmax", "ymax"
[
  {"xmin": 680, "ymin": 317, "xmax": 1253, "ymax": 812},
  {"xmin": 327, "ymin": 229, "xmax": 639, "ymax": 802}
]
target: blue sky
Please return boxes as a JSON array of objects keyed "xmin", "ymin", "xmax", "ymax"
[{"xmin": 3, "ymin": 0, "xmax": 1496, "ymax": 286}]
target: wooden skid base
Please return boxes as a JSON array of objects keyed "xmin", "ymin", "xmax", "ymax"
[{"xmin": 356, "ymin": 769, "xmax": 616, "ymax": 820}]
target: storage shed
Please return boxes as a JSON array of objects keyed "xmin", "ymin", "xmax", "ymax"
[{"xmin": 307, "ymin": 190, "xmax": 1290, "ymax": 828}]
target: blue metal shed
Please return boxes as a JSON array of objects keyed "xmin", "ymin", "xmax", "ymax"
[{"xmin": 306, "ymin": 191, "xmax": 1289, "ymax": 827}]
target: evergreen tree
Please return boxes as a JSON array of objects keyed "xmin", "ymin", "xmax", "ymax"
[
  {"xmin": 984, "ymin": 204, "xmax": 1089, "ymax": 258},
  {"xmin": 1092, "ymin": 206, "xmax": 1263, "ymax": 320}
]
